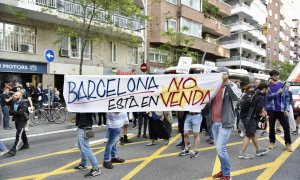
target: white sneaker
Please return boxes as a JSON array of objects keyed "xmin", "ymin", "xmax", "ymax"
[
  {"xmin": 240, "ymin": 132, "xmax": 245, "ymax": 138},
  {"xmin": 74, "ymin": 128, "xmax": 78, "ymax": 132},
  {"xmin": 0, "ymin": 149, "xmax": 9, "ymax": 156},
  {"xmin": 25, "ymin": 127, "xmax": 30, "ymax": 131},
  {"xmin": 104, "ymin": 138, "xmax": 108, "ymax": 143}
]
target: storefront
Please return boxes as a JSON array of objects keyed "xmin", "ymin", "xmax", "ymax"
[{"xmin": 0, "ymin": 59, "xmax": 47, "ymax": 90}]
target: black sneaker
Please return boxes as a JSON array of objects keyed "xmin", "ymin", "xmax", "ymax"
[
  {"xmin": 19, "ymin": 145, "xmax": 29, "ymax": 151},
  {"xmin": 143, "ymin": 134, "xmax": 148, "ymax": 139},
  {"xmin": 124, "ymin": 139, "xmax": 133, "ymax": 143},
  {"xmin": 74, "ymin": 164, "xmax": 87, "ymax": 170},
  {"xmin": 7, "ymin": 149, "xmax": 16, "ymax": 156},
  {"xmin": 120, "ymin": 137, "xmax": 124, "ymax": 145},
  {"xmin": 103, "ymin": 161, "xmax": 113, "ymax": 169},
  {"xmin": 111, "ymin": 157, "xmax": 125, "ymax": 163},
  {"xmin": 84, "ymin": 168, "xmax": 101, "ymax": 177},
  {"xmin": 190, "ymin": 151, "xmax": 199, "ymax": 158},
  {"xmin": 179, "ymin": 149, "xmax": 190, "ymax": 156},
  {"xmin": 176, "ymin": 142, "xmax": 185, "ymax": 148}
]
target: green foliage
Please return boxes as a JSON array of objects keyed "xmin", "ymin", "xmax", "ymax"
[
  {"xmin": 271, "ymin": 61, "xmax": 295, "ymax": 81},
  {"xmin": 158, "ymin": 26, "xmax": 197, "ymax": 67},
  {"xmin": 203, "ymin": 0, "xmax": 219, "ymax": 18}
]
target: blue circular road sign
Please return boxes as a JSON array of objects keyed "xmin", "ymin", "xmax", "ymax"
[{"xmin": 44, "ymin": 49, "xmax": 55, "ymax": 62}]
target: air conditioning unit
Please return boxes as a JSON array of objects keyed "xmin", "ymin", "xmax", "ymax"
[
  {"xmin": 20, "ymin": 43, "xmax": 34, "ymax": 53},
  {"xmin": 59, "ymin": 48, "xmax": 69, "ymax": 57}
]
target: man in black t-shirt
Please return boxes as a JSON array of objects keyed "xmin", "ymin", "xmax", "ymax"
[{"xmin": 0, "ymin": 88, "xmax": 13, "ymax": 129}]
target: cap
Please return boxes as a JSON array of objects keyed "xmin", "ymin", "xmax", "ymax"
[{"xmin": 211, "ymin": 67, "xmax": 229, "ymax": 75}]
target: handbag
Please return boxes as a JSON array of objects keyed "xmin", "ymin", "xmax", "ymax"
[
  {"xmin": 257, "ymin": 117, "xmax": 267, "ymax": 130},
  {"xmin": 84, "ymin": 127, "xmax": 95, "ymax": 138}
]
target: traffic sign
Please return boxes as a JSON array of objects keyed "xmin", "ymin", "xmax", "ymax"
[
  {"xmin": 140, "ymin": 63, "xmax": 148, "ymax": 72},
  {"xmin": 44, "ymin": 49, "xmax": 55, "ymax": 62}
]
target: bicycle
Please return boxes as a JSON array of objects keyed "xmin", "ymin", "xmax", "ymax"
[{"xmin": 29, "ymin": 102, "xmax": 67, "ymax": 127}]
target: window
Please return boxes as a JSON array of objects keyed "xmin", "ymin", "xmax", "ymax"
[
  {"xmin": 180, "ymin": 17, "xmax": 202, "ymax": 38},
  {"xmin": 268, "ymin": 35, "xmax": 271, "ymax": 41},
  {"xmin": 59, "ymin": 35, "xmax": 91, "ymax": 59},
  {"xmin": 165, "ymin": 19, "xmax": 177, "ymax": 32},
  {"xmin": 0, "ymin": 22, "xmax": 36, "ymax": 53},
  {"xmin": 111, "ymin": 42, "xmax": 117, "ymax": 62},
  {"xmin": 149, "ymin": 48, "xmax": 168, "ymax": 63},
  {"xmin": 128, "ymin": 46, "xmax": 138, "ymax": 64},
  {"xmin": 269, "ymin": 10, "xmax": 272, "ymax": 16},
  {"xmin": 166, "ymin": 0, "xmax": 177, "ymax": 5},
  {"xmin": 181, "ymin": 0, "xmax": 202, "ymax": 11},
  {"xmin": 274, "ymin": 50, "xmax": 277, "ymax": 55},
  {"xmin": 268, "ymin": 22, "xmax": 272, "ymax": 28},
  {"xmin": 275, "ymin": 1, "xmax": 278, "ymax": 6},
  {"xmin": 274, "ymin": 25, "xmax": 277, "ymax": 31},
  {"xmin": 275, "ymin": 13, "xmax": 278, "ymax": 20}
]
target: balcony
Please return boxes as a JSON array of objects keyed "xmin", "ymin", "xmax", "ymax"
[
  {"xmin": 207, "ymin": 0, "xmax": 231, "ymax": 17},
  {"xmin": 291, "ymin": 30, "xmax": 295, "ymax": 37},
  {"xmin": 231, "ymin": 3, "xmax": 253, "ymax": 19},
  {"xmin": 230, "ymin": 22, "xmax": 266, "ymax": 42},
  {"xmin": 221, "ymin": 39, "xmax": 266, "ymax": 56},
  {"xmin": 15, "ymin": 0, "xmax": 142, "ymax": 31},
  {"xmin": 0, "ymin": 30, "xmax": 36, "ymax": 53},
  {"xmin": 216, "ymin": 56, "xmax": 266, "ymax": 70},
  {"xmin": 202, "ymin": 17, "xmax": 230, "ymax": 36}
]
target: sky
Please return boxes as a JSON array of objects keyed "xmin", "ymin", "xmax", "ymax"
[{"xmin": 281, "ymin": 0, "xmax": 300, "ymax": 21}]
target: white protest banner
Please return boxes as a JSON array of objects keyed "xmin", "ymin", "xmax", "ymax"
[
  {"xmin": 204, "ymin": 61, "xmax": 216, "ymax": 73},
  {"xmin": 63, "ymin": 73, "xmax": 223, "ymax": 112},
  {"xmin": 287, "ymin": 62, "xmax": 300, "ymax": 83},
  {"xmin": 176, "ymin": 57, "xmax": 192, "ymax": 74}
]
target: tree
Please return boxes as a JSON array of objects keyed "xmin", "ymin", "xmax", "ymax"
[
  {"xmin": 271, "ymin": 60, "xmax": 295, "ymax": 81},
  {"xmin": 47, "ymin": 0, "xmax": 145, "ymax": 75}
]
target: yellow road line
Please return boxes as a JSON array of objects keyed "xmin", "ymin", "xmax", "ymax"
[
  {"xmin": 256, "ymin": 136, "xmax": 300, "ymax": 180},
  {"xmin": 6, "ymin": 135, "xmax": 274, "ymax": 179},
  {"xmin": 121, "ymin": 134, "xmax": 180, "ymax": 180},
  {"xmin": 200, "ymin": 163, "xmax": 273, "ymax": 180},
  {"xmin": 212, "ymin": 156, "xmax": 221, "ymax": 176}
]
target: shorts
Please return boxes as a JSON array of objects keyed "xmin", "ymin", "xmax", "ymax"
[
  {"xmin": 184, "ymin": 114, "xmax": 202, "ymax": 133},
  {"xmin": 242, "ymin": 118, "xmax": 257, "ymax": 137}
]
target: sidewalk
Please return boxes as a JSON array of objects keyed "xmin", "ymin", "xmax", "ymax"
[{"xmin": 0, "ymin": 112, "xmax": 77, "ymax": 140}]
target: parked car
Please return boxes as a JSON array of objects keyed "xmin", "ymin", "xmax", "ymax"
[{"xmin": 289, "ymin": 84, "xmax": 300, "ymax": 116}]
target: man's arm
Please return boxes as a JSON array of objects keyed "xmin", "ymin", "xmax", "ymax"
[{"xmin": 226, "ymin": 82, "xmax": 242, "ymax": 101}]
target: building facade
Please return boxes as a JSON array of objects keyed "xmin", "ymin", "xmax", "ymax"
[
  {"xmin": 0, "ymin": 0, "xmax": 145, "ymax": 95},
  {"xmin": 292, "ymin": 19, "xmax": 300, "ymax": 62},
  {"xmin": 147, "ymin": 0, "xmax": 231, "ymax": 74},
  {"xmin": 217, "ymin": 0, "xmax": 267, "ymax": 73}
]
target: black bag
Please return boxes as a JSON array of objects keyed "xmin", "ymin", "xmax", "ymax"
[
  {"xmin": 84, "ymin": 127, "xmax": 94, "ymax": 138},
  {"xmin": 240, "ymin": 92, "xmax": 257, "ymax": 121}
]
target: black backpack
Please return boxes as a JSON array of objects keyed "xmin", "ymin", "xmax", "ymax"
[{"xmin": 240, "ymin": 91, "xmax": 257, "ymax": 120}]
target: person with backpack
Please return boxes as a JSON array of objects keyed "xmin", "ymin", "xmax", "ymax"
[
  {"xmin": 266, "ymin": 70, "xmax": 293, "ymax": 152},
  {"xmin": 238, "ymin": 83, "xmax": 269, "ymax": 159},
  {"xmin": 7, "ymin": 91, "xmax": 30, "ymax": 156}
]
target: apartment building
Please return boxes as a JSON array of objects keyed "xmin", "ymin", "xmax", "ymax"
[
  {"xmin": 217, "ymin": 0, "xmax": 267, "ymax": 73},
  {"xmin": 0, "ymin": 0, "xmax": 145, "ymax": 93},
  {"xmin": 292, "ymin": 19, "xmax": 300, "ymax": 62},
  {"xmin": 147, "ymin": 0, "xmax": 231, "ymax": 74}
]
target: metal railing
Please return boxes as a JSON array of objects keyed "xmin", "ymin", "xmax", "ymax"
[
  {"xmin": 217, "ymin": 56, "xmax": 266, "ymax": 68},
  {"xmin": 19, "ymin": 0, "xmax": 142, "ymax": 31},
  {"xmin": 221, "ymin": 39, "xmax": 266, "ymax": 54},
  {"xmin": 0, "ymin": 30, "xmax": 36, "ymax": 53}
]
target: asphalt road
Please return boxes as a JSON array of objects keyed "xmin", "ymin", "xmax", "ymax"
[{"xmin": 1, "ymin": 126, "xmax": 300, "ymax": 180}]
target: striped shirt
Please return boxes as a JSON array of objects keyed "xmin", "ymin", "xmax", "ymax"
[{"xmin": 106, "ymin": 112, "xmax": 128, "ymax": 129}]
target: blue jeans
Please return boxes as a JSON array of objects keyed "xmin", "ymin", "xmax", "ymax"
[
  {"xmin": 0, "ymin": 140, "xmax": 8, "ymax": 151},
  {"xmin": 2, "ymin": 106, "xmax": 10, "ymax": 128},
  {"xmin": 212, "ymin": 122, "xmax": 232, "ymax": 176},
  {"xmin": 104, "ymin": 127, "xmax": 122, "ymax": 161},
  {"xmin": 77, "ymin": 128, "xmax": 99, "ymax": 170}
]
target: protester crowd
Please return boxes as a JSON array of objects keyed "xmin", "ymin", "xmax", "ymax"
[{"xmin": 1, "ymin": 68, "xmax": 300, "ymax": 179}]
